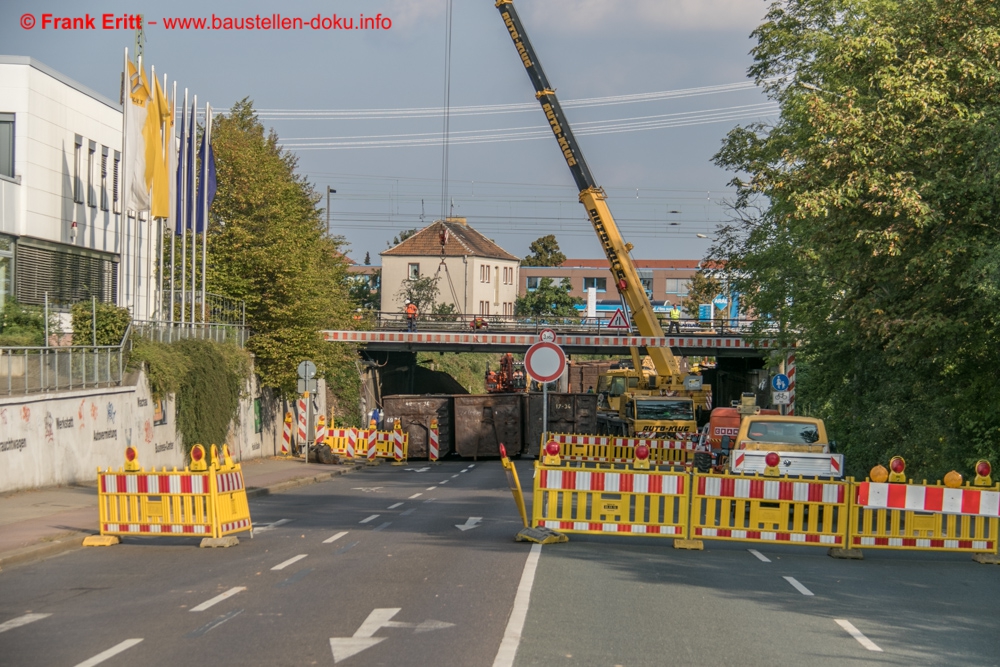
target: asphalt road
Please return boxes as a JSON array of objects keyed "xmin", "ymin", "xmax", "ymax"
[{"xmin": 2, "ymin": 460, "xmax": 999, "ymax": 666}]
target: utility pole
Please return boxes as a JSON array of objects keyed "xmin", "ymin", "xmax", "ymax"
[{"xmin": 326, "ymin": 186, "xmax": 336, "ymax": 236}]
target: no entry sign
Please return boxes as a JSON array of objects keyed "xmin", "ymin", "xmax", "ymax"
[{"xmin": 524, "ymin": 342, "xmax": 566, "ymax": 384}]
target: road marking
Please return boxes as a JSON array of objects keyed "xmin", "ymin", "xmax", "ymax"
[
  {"xmin": 456, "ymin": 517, "xmax": 482, "ymax": 531},
  {"xmin": 388, "ymin": 502, "xmax": 403, "ymax": 509},
  {"xmin": 73, "ymin": 638, "xmax": 143, "ymax": 667},
  {"xmin": 330, "ymin": 608, "xmax": 454, "ymax": 663},
  {"xmin": 324, "ymin": 531, "xmax": 349, "ymax": 544},
  {"xmin": 426, "ymin": 486, "xmax": 438, "ymax": 491},
  {"xmin": 400, "ymin": 508, "xmax": 416, "ymax": 516},
  {"xmin": 190, "ymin": 587, "xmax": 246, "ymax": 612},
  {"xmin": 422, "ymin": 498, "xmax": 436, "ymax": 503},
  {"xmin": 254, "ymin": 518, "xmax": 291, "ymax": 533},
  {"xmin": 185, "ymin": 609, "xmax": 243, "ymax": 638},
  {"xmin": 783, "ymin": 576, "xmax": 814, "ymax": 596},
  {"xmin": 460, "ymin": 469, "xmax": 469, "ymax": 473},
  {"xmin": 748, "ymin": 549, "xmax": 771, "ymax": 563},
  {"xmin": 373, "ymin": 522, "xmax": 392, "ymax": 532},
  {"xmin": 405, "ymin": 467, "xmax": 430, "ymax": 472},
  {"xmin": 336, "ymin": 541, "xmax": 360, "ymax": 555},
  {"xmin": 451, "ymin": 474, "xmax": 459, "ymax": 478},
  {"xmin": 272, "ymin": 554, "xmax": 308, "ymax": 570},
  {"xmin": 493, "ymin": 543, "xmax": 541, "ymax": 667},
  {"xmin": 468, "ymin": 464, "xmax": 476, "ymax": 468},
  {"xmin": 0, "ymin": 613, "xmax": 51, "ymax": 634},
  {"xmin": 359, "ymin": 514, "xmax": 379, "ymax": 524},
  {"xmin": 352, "ymin": 487, "xmax": 383, "ymax": 492},
  {"xmin": 439, "ymin": 480, "xmax": 449, "ymax": 484},
  {"xmin": 408, "ymin": 493, "xmax": 423, "ymax": 499},
  {"xmin": 276, "ymin": 568, "xmax": 314, "ymax": 588},
  {"xmin": 836, "ymin": 619, "xmax": 883, "ymax": 652}
]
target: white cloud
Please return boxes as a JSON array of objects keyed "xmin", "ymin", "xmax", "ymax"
[
  {"xmin": 523, "ymin": 0, "xmax": 768, "ymax": 33},
  {"xmin": 383, "ymin": 0, "xmax": 445, "ymax": 30}
]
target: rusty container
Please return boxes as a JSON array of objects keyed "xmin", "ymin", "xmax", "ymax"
[
  {"xmin": 452, "ymin": 394, "xmax": 524, "ymax": 458},
  {"xmin": 522, "ymin": 392, "xmax": 599, "ymax": 457},
  {"xmin": 382, "ymin": 395, "xmax": 453, "ymax": 459}
]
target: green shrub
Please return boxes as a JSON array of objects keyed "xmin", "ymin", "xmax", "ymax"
[
  {"xmin": 71, "ymin": 301, "xmax": 131, "ymax": 346},
  {"xmin": 0, "ymin": 300, "xmax": 48, "ymax": 346}
]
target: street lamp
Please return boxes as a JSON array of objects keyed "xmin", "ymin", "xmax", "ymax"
[{"xmin": 326, "ymin": 186, "xmax": 337, "ymax": 235}]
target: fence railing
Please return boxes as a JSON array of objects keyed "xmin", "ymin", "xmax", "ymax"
[
  {"xmin": 132, "ymin": 320, "xmax": 250, "ymax": 348},
  {"xmin": 160, "ymin": 291, "xmax": 246, "ymax": 327}
]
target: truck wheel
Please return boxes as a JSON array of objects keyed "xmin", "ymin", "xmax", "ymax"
[{"xmin": 694, "ymin": 452, "xmax": 712, "ymax": 473}]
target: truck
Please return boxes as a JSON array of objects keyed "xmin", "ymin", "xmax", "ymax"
[
  {"xmin": 494, "ymin": 0, "xmax": 709, "ymax": 439},
  {"xmin": 701, "ymin": 393, "xmax": 843, "ymax": 478}
]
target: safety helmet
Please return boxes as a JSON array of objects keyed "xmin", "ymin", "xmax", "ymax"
[{"xmin": 405, "ymin": 299, "xmax": 411, "ymax": 304}]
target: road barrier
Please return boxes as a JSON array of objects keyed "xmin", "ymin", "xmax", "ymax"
[
  {"xmin": 429, "ymin": 419, "xmax": 440, "ymax": 462},
  {"xmin": 281, "ymin": 411, "xmax": 293, "ymax": 454},
  {"xmin": 87, "ymin": 444, "xmax": 253, "ymax": 548},
  {"xmin": 315, "ymin": 415, "xmax": 327, "ymax": 447},
  {"xmin": 501, "ymin": 452, "xmax": 1000, "ymax": 561},
  {"xmin": 326, "ymin": 427, "xmax": 362, "ymax": 461},
  {"xmin": 543, "ymin": 432, "xmax": 701, "ymax": 466}
]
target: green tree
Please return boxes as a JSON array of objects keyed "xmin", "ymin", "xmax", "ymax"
[
  {"xmin": 523, "ymin": 235, "xmax": 566, "ymax": 266},
  {"xmin": 348, "ymin": 269, "xmax": 381, "ymax": 311},
  {"xmin": 712, "ymin": 0, "xmax": 1000, "ymax": 478},
  {"xmin": 396, "ymin": 275, "xmax": 439, "ymax": 315},
  {"xmin": 388, "ymin": 229, "xmax": 418, "ymax": 248},
  {"xmin": 206, "ymin": 99, "xmax": 358, "ymax": 411},
  {"xmin": 515, "ymin": 277, "xmax": 581, "ymax": 317},
  {"xmin": 682, "ymin": 270, "xmax": 722, "ymax": 321},
  {"xmin": 363, "ymin": 252, "xmax": 371, "ymax": 265}
]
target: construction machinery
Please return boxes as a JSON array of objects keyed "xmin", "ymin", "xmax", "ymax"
[
  {"xmin": 485, "ymin": 353, "xmax": 527, "ymax": 393},
  {"xmin": 495, "ymin": 0, "xmax": 709, "ymax": 436}
]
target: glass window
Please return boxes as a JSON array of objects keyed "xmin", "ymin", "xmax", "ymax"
[
  {"xmin": 87, "ymin": 141, "xmax": 96, "ymax": 208},
  {"xmin": 745, "ymin": 420, "xmax": 820, "ymax": 445},
  {"xmin": 73, "ymin": 135, "xmax": 83, "ymax": 203},
  {"xmin": 526, "ymin": 276, "xmax": 540, "ymax": 291},
  {"xmin": 664, "ymin": 279, "xmax": 679, "ymax": 293},
  {"xmin": 112, "ymin": 151, "xmax": 121, "ymax": 213},
  {"xmin": 635, "ymin": 399, "xmax": 694, "ymax": 421},
  {"xmin": 100, "ymin": 147, "xmax": 109, "ymax": 211},
  {"xmin": 678, "ymin": 280, "xmax": 690, "ymax": 296},
  {"xmin": 0, "ymin": 113, "xmax": 13, "ymax": 179},
  {"xmin": 0, "ymin": 235, "xmax": 14, "ymax": 312},
  {"xmin": 408, "ymin": 263, "xmax": 419, "ymax": 280},
  {"xmin": 583, "ymin": 277, "xmax": 606, "ymax": 292}
]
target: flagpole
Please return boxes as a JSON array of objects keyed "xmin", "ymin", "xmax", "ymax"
[
  {"xmin": 120, "ymin": 48, "xmax": 129, "ymax": 312},
  {"xmin": 180, "ymin": 90, "xmax": 189, "ymax": 324},
  {"xmin": 168, "ymin": 80, "xmax": 177, "ymax": 323},
  {"xmin": 201, "ymin": 102, "xmax": 211, "ymax": 322},
  {"xmin": 189, "ymin": 94, "xmax": 198, "ymax": 324},
  {"xmin": 134, "ymin": 55, "xmax": 144, "ymax": 319},
  {"xmin": 156, "ymin": 72, "xmax": 167, "ymax": 321}
]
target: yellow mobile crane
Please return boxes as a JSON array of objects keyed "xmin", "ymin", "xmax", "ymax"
[{"xmin": 495, "ymin": 0, "xmax": 709, "ymax": 436}]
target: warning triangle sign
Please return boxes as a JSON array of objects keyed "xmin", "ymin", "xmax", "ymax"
[{"xmin": 606, "ymin": 308, "xmax": 631, "ymax": 330}]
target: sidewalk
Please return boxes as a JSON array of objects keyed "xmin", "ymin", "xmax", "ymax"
[{"xmin": 0, "ymin": 456, "xmax": 362, "ymax": 570}]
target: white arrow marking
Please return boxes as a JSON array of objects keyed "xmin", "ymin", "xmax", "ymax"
[
  {"xmin": 330, "ymin": 607, "xmax": 454, "ymax": 662},
  {"xmin": 404, "ymin": 467, "xmax": 430, "ymax": 472},
  {"xmin": 456, "ymin": 517, "xmax": 482, "ymax": 531}
]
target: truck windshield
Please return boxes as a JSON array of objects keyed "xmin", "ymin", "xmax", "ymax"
[
  {"xmin": 745, "ymin": 421, "xmax": 820, "ymax": 445},
  {"xmin": 635, "ymin": 400, "xmax": 694, "ymax": 421}
]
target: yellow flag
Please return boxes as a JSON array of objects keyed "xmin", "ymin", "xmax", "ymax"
[{"xmin": 150, "ymin": 77, "xmax": 172, "ymax": 218}]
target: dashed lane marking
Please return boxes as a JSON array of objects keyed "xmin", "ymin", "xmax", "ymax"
[
  {"xmin": 190, "ymin": 587, "xmax": 247, "ymax": 612},
  {"xmin": 460, "ymin": 469, "xmax": 469, "ymax": 473},
  {"xmin": 783, "ymin": 576, "xmax": 814, "ymax": 596},
  {"xmin": 388, "ymin": 502, "xmax": 403, "ymax": 509},
  {"xmin": 451, "ymin": 474, "xmax": 459, "ymax": 478},
  {"xmin": 468, "ymin": 464, "xmax": 476, "ymax": 468},
  {"xmin": 185, "ymin": 609, "xmax": 243, "ymax": 638},
  {"xmin": 372, "ymin": 522, "xmax": 392, "ymax": 532},
  {"xmin": 0, "ymin": 613, "xmax": 51, "ymax": 634},
  {"xmin": 272, "ymin": 554, "xmax": 308, "ymax": 570},
  {"xmin": 323, "ymin": 531, "xmax": 348, "ymax": 544},
  {"xmin": 492, "ymin": 543, "xmax": 541, "ymax": 667},
  {"xmin": 426, "ymin": 486, "xmax": 438, "ymax": 491},
  {"xmin": 408, "ymin": 493, "xmax": 423, "ymax": 499},
  {"xmin": 359, "ymin": 515, "xmax": 380, "ymax": 524},
  {"xmin": 73, "ymin": 638, "xmax": 143, "ymax": 667},
  {"xmin": 748, "ymin": 549, "xmax": 771, "ymax": 563},
  {"xmin": 836, "ymin": 619, "xmax": 883, "ymax": 652},
  {"xmin": 439, "ymin": 480, "xmax": 449, "ymax": 484}
]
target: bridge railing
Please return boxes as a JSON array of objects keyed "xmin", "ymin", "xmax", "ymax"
[{"xmin": 362, "ymin": 312, "xmax": 765, "ymax": 335}]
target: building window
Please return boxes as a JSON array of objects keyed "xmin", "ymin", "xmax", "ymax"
[
  {"xmin": 479, "ymin": 300, "xmax": 490, "ymax": 316},
  {"xmin": 678, "ymin": 280, "xmax": 690, "ymax": 296},
  {"xmin": 503, "ymin": 302, "xmax": 513, "ymax": 317},
  {"xmin": 112, "ymin": 151, "xmax": 121, "ymax": 213},
  {"xmin": 15, "ymin": 241, "xmax": 118, "ymax": 305},
  {"xmin": 583, "ymin": 277, "xmax": 607, "ymax": 292},
  {"xmin": 640, "ymin": 278, "xmax": 653, "ymax": 294},
  {"xmin": 665, "ymin": 279, "xmax": 680, "ymax": 293},
  {"xmin": 87, "ymin": 141, "xmax": 96, "ymax": 208},
  {"xmin": 408, "ymin": 263, "xmax": 419, "ymax": 280},
  {"xmin": 480, "ymin": 264, "xmax": 491, "ymax": 283},
  {"xmin": 100, "ymin": 147, "xmax": 109, "ymax": 211},
  {"xmin": 526, "ymin": 276, "xmax": 540, "ymax": 291},
  {"xmin": 73, "ymin": 135, "xmax": 83, "ymax": 203},
  {"xmin": 0, "ymin": 236, "xmax": 12, "ymax": 310},
  {"xmin": 502, "ymin": 266, "xmax": 514, "ymax": 285},
  {"xmin": 0, "ymin": 113, "xmax": 13, "ymax": 179}
]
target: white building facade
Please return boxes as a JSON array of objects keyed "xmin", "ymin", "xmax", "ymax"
[{"xmin": 0, "ymin": 56, "xmax": 155, "ymax": 323}]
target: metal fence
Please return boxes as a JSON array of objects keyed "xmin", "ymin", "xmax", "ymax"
[
  {"xmin": 132, "ymin": 320, "xmax": 250, "ymax": 348},
  {"xmin": 0, "ymin": 339, "xmax": 129, "ymax": 395},
  {"xmin": 160, "ymin": 291, "xmax": 246, "ymax": 327}
]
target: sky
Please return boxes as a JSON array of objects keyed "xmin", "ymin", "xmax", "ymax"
[{"xmin": 1, "ymin": 0, "xmax": 775, "ymax": 263}]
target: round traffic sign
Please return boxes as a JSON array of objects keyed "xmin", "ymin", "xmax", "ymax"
[
  {"xmin": 771, "ymin": 373, "xmax": 790, "ymax": 391},
  {"xmin": 523, "ymin": 342, "xmax": 566, "ymax": 384},
  {"xmin": 539, "ymin": 328, "xmax": 556, "ymax": 343},
  {"xmin": 297, "ymin": 360, "xmax": 317, "ymax": 380}
]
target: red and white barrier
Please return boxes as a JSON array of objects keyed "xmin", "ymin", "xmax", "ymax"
[
  {"xmin": 697, "ymin": 476, "xmax": 844, "ymax": 504},
  {"xmin": 367, "ymin": 429, "xmax": 377, "ymax": 461},
  {"xmin": 392, "ymin": 426, "xmax": 404, "ymax": 461},
  {"xmin": 315, "ymin": 415, "xmax": 327, "ymax": 445},
  {"xmin": 296, "ymin": 398, "xmax": 307, "ymax": 444},
  {"xmin": 855, "ymin": 482, "xmax": 1000, "ymax": 518},
  {"xmin": 281, "ymin": 414, "xmax": 292, "ymax": 454},
  {"xmin": 537, "ymin": 468, "xmax": 684, "ymax": 495},
  {"xmin": 429, "ymin": 420, "xmax": 440, "ymax": 461}
]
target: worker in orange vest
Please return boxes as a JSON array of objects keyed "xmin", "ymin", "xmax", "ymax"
[{"xmin": 405, "ymin": 299, "xmax": 419, "ymax": 331}]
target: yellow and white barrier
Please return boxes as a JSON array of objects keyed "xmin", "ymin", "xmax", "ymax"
[
  {"xmin": 544, "ymin": 432, "xmax": 700, "ymax": 467},
  {"xmin": 90, "ymin": 444, "xmax": 252, "ymax": 547}
]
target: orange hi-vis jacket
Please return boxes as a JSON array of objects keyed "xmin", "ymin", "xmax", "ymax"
[{"xmin": 405, "ymin": 303, "xmax": 418, "ymax": 318}]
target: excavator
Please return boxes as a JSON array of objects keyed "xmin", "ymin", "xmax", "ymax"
[
  {"xmin": 485, "ymin": 353, "xmax": 527, "ymax": 393},
  {"xmin": 494, "ymin": 0, "xmax": 709, "ymax": 436}
]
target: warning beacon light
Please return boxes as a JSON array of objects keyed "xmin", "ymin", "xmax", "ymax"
[{"xmin": 764, "ymin": 451, "xmax": 780, "ymax": 468}]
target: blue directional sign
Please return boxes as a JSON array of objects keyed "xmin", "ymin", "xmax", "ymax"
[
  {"xmin": 771, "ymin": 374, "xmax": 790, "ymax": 391},
  {"xmin": 712, "ymin": 294, "xmax": 728, "ymax": 310}
]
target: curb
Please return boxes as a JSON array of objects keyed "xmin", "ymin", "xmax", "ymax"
[{"xmin": 0, "ymin": 463, "xmax": 365, "ymax": 571}]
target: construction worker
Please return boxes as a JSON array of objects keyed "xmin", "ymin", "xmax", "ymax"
[
  {"xmin": 405, "ymin": 299, "xmax": 419, "ymax": 331},
  {"xmin": 668, "ymin": 304, "xmax": 682, "ymax": 334}
]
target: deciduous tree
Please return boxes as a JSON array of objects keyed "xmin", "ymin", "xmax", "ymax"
[{"xmin": 523, "ymin": 235, "xmax": 567, "ymax": 266}]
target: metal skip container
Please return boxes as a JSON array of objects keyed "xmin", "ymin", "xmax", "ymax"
[
  {"xmin": 452, "ymin": 394, "xmax": 524, "ymax": 458},
  {"xmin": 522, "ymin": 392, "xmax": 599, "ymax": 457},
  {"xmin": 382, "ymin": 395, "xmax": 454, "ymax": 459}
]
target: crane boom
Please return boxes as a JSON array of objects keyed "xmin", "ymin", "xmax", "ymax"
[{"xmin": 495, "ymin": 0, "xmax": 683, "ymax": 381}]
